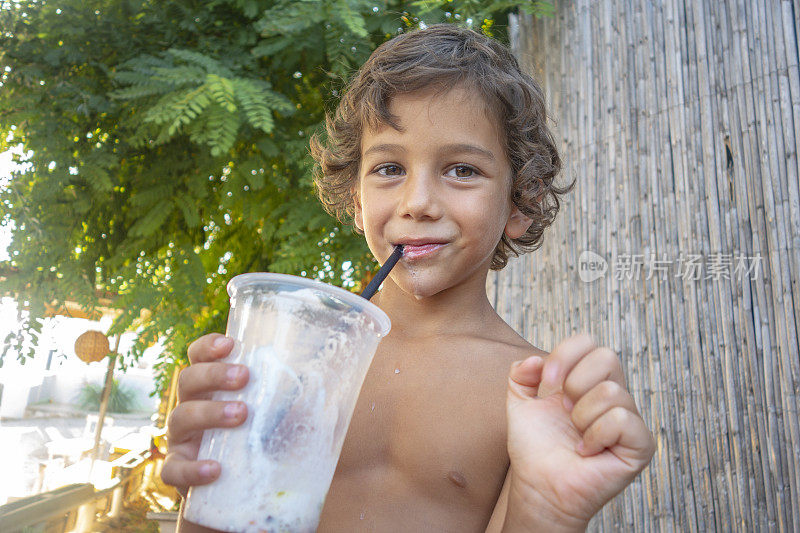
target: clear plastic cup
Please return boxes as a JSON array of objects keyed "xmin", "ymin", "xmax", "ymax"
[{"xmin": 183, "ymin": 273, "xmax": 390, "ymax": 532}]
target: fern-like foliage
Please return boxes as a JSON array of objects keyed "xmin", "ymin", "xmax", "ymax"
[{"xmin": 113, "ymin": 50, "xmax": 293, "ymax": 156}]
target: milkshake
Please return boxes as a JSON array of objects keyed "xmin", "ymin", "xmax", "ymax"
[{"xmin": 183, "ymin": 273, "xmax": 390, "ymax": 532}]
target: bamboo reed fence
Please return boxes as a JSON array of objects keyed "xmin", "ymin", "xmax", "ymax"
[{"xmin": 490, "ymin": 1, "xmax": 800, "ymax": 531}]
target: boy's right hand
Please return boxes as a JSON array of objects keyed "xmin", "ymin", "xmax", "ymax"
[{"xmin": 160, "ymin": 334, "xmax": 250, "ymax": 497}]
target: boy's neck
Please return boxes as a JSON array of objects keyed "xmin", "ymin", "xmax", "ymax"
[{"xmin": 370, "ymin": 273, "xmax": 498, "ymax": 340}]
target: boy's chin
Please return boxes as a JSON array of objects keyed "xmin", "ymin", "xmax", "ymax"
[
  {"xmin": 404, "ymin": 286, "xmax": 444, "ymax": 301},
  {"xmin": 389, "ymin": 270, "xmax": 450, "ymax": 300}
]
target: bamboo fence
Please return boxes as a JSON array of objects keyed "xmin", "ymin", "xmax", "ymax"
[{"xmin": 491, "ymin": 1, "xmax": 800, "ymax": 531}]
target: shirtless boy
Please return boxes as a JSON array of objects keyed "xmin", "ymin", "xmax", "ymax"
[{"xmin": 162, "ymin": 24, "xmax": 656, "ymax": 532}]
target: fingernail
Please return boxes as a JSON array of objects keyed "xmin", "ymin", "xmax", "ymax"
[
  {"xmin": 525, "ymin": 355, "xmax": 543, "ymax": 367},
  {"xmin": 200, "ymin": 463, "xmax": 217, "ymax": 478},
  {"xmin": 226, "ymin": 365, "xmax": 244, "ymax": 383},
  {"xmin": 213, "ymin": 336, "xmax": 233, "ymax": 350},
  {"xmin": 224, "ymin": 402, "xmax": 244, "ymax": 418}
]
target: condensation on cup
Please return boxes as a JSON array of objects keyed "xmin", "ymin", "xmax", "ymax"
[{"xmin": 183, "ymin": 273, "xmax": 390, "ymax": 532}]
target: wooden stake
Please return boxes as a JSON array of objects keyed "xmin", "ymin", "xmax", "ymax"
[{"xmin": 91, "ymin": 334, "xmax": 121, "ymax": 462}]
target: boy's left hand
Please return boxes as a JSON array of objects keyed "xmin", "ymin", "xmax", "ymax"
[{"xmin": 504, "ymin": 333, "xmax": 656, "ymax": 529}]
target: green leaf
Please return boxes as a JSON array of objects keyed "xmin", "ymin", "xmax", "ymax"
[
  {"xmin": 129, "ymin": 200, "xmax": 174, "ymax": 237},
  {"xmin": 256, "ymin": 137, "xmax": 280, "ymax": 158},
  {"xmin": 333, "ymin": 0, "xmax": 369, "ymax": 38},
  {"xmin": 174, "ymin": 196, "xmax": 202, "ymax": 228}
]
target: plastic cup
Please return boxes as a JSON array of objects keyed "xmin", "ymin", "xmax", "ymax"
[{"xmin": 183, "ymin": 273, "xmax": 390, "ymax": 532}]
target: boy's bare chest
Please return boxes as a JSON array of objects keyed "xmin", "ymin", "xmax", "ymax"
[{"xmin": 318, "ymin": 336, "xmax": 520, "ymax": 531}]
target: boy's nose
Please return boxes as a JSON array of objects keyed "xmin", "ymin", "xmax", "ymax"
[{"xmin": 396, "ymin": 170, "xmax": 444, "ymax": 221}]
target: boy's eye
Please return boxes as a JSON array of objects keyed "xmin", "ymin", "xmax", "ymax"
[
  {"xmin": 447, "ymin": 165, "xmax": 478, "ymax": 180},
  {"xmin": 376, "ymin": 164, "xmax": 403, "ymax": 176}
]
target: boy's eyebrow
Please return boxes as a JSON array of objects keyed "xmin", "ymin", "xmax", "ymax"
[
  {"xmin": 441, "ymin": 143, "xmax": 496, "ymax": 161},
  {"xmin": 362, "ymin": 143, "xmax": 408, "ymax": 157},
  {"xmin": 362, "ymin": 142, "xmax": 496, "ymax": 161}
]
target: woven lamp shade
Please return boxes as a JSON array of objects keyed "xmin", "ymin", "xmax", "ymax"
[{"xmin": 74, "ymin": 330, "xmax": 110, "ymax": 363}]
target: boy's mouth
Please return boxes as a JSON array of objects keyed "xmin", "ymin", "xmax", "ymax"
[{"xmin": 396, "ymin": 240, "xmax": 448, "ymax": 260}]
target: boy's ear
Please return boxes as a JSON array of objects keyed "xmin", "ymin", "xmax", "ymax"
[
  {"xmin": 504, "ymin": 206, "xmax": 533, "ymax": 239},
  {"xmin": 353, "ymin": 196, "xmax": 364, "ymax": 232}
]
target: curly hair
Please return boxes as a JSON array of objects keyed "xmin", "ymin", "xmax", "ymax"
[{"xmin": 309, "ymin": 23, "xmax": 574, "ymax": 270}]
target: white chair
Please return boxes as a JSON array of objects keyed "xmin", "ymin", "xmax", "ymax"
[
  {"xmin": 44, "ymin": 427, "xmax": 92, "ymax": 463},
  {"xmin": 44, "ymin": 414, "xmax": 116, "ymax": 463}
]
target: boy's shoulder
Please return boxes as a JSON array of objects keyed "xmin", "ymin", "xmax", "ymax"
[
  {"xmin": 412, "ymin": 314, "xmax": 548, "ymax": 386},
  {"xmin": 472, "ymin": 313, "xmax": 548, "ymax": 366}
]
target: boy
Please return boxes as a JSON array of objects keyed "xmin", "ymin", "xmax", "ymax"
[{"xmin": 162, "ymin": 24, "xmax": 655, "ymax": 532}]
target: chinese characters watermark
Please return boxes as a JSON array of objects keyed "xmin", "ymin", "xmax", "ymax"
[{"xmin": 578, "ymin": 250, "xmax": 763, "ymax": 283}]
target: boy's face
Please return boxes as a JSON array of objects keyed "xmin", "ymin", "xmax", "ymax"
[{"xmin": 355, "ymin": 85, "xmax": 532, "ymax": 299}]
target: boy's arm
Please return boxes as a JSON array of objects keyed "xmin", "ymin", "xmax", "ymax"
[{"xmin": 485, "ymin": 468, "xmax": 587, "ymax": 533}]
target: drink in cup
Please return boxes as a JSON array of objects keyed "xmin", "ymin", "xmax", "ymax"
[{"xmin": 183, "ymin": 273, "xmax": 391, "ymax": 532}]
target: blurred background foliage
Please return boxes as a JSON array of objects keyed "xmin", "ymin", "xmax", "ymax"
[
  {"xmin": 0, "ymin": 0, "xmax": 552, "ymax": 392},
  {"xmin": 76, "ymin": 378, "xmax": 139, "ymax": 413}
]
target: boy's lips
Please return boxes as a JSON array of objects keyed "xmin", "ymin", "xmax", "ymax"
[{"xmin": 397, "ymin": 241, "xmax": 448, "ymax": 260}]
